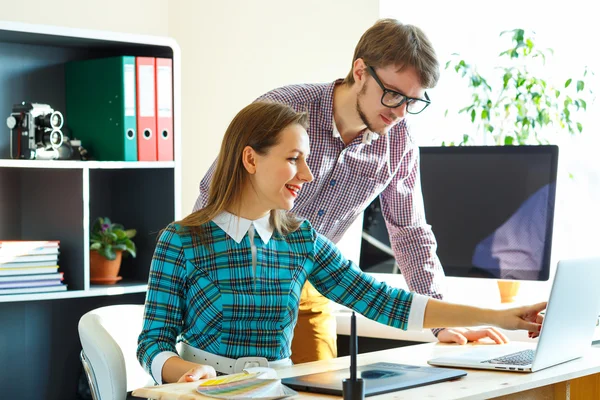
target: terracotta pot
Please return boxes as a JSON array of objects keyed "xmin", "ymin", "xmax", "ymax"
[
  {"xmin": 90, "ymin": 250, "xmax": 123, "ymax": 285},
  {"xmin": 497, "ymin": 280, "xmax": 521, "ymax": 303}
]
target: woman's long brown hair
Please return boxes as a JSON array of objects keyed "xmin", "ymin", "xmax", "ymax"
[{"xmin": 177, "ymin": 101, "xmax": 309, "ymax": 242}]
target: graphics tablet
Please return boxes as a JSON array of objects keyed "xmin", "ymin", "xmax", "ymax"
[{"xmin": 282, "ymin": 362, "xmax": 467, "ymax": 396}]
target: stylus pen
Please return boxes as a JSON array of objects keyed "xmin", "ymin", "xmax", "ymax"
[{"xmin": 350, "ymin": 311, "xmax": 357, "ymax": 381}]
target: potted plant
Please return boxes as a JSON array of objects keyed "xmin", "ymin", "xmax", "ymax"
[
  {"xmin": 90, "ymin": 217, "xmax": 137, "ymax": 284},
  {"xmin": 444, "ymin": 28, "xmax": 593, "ymax": 147},
  {"xmin": 443, "ymin": 29, "xmax": 595, "ymax": 302}
]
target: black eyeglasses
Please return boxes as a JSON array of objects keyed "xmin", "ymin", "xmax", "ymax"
[{"xmin": 366, "ymin": 66, "xmax": 431, "ymax": 114}]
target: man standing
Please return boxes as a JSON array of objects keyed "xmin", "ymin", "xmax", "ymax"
[{"xmin": 194, "ymin": 18, "xmax": 507, "ymax": 363}]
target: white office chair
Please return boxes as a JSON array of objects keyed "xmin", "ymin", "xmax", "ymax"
[{"xmin": 78, "ymin": 304, "xmax": 155, "ymax": 400}]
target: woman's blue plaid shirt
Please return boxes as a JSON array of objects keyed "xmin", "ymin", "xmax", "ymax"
[{"xmin": 137, "ymin": 219, "xmax": 415, "ymax": 374}]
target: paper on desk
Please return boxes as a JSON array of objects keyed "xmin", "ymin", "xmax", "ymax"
[{"xmin": 195, "ymin": 368, "xmax": 296, "ymax": 400}]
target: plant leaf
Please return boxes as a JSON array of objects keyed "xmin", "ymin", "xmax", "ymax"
[
  {"xmin": 125, "ymin": 240, "xmax": 137, "ymax": 258},
  {"xmin": 114, "ymin": 229, "xmax": 128, "ymax": 240},
  {"xmin": 503, "ymin": 72, "xmax": 512, "ymax": 88},
  {"xmin": 107, "ymin": 232, "xmax": 118, "ymax": 241},
  {"xmin": 99, "ymin": 244, "xmax": 116, "ymax": 261}
]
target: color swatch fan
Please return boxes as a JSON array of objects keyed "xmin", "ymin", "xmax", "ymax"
[{"xmin": 195, "ymin": 368, "xmax": 297, "ymax": 400}]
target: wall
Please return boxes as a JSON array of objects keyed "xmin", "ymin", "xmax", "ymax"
[{"xmin": 0, "ymin": 0, "xmax": 169, "ymax": 36}]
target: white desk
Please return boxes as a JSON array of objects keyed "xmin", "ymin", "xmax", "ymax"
[
  {"xmin": 133, "ymin": 343, "xmax": 600, "ymax": 400},
  {"xmin": 334, "ymin": 273, "xmax": 600, "ymax": 343}
]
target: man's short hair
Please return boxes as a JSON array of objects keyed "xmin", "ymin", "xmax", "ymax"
[{"xmin": 344, "ymin": 18, "xmax": 440, "ymax": 89}]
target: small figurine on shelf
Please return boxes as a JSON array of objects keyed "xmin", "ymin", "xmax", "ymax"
[{"xmin": 90, "ymin": 217, "xmax": 136, "ymax": 285}]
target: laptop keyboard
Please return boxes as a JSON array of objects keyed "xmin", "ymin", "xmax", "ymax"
[{"xmin": 482, "ymin": 349, "xmax": 535, "ymax": 366}]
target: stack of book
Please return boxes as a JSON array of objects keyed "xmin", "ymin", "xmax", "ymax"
[{"xmin": 0, "ymin": 241, "xmax": 67, "ymax": 295}]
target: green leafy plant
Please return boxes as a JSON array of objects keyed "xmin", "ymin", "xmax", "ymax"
[
  {"xmin": 90, "ymin": 217, "xmax": 137, "ymax": 260},
  {"xmin": 444, "ymin": 28, "xmax": 594, "ymax": 146}
]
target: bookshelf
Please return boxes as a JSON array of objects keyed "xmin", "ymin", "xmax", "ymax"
[
  {"xmin": 0, "ymin": 21, "xmax": 181, "ymax": 300},
  {"xmin": 0, "ymin": 21, "xmax": 181, "ymax": 400}
]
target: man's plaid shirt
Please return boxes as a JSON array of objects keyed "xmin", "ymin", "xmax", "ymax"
[
  {"xmin": 137, "ymin": 220, "xmax": 419, "ymax": 377},
  {"xmin": 194, "ymin": 81, "xmax": 446, "ymax": 305}
]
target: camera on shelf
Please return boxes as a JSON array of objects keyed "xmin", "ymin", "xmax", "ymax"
[{"xmin": 6, "ymin": 102, "xmax": 88, "ymax": 160}]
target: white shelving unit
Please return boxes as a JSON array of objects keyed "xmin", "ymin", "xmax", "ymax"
[
  {"xmin": 0, "ymin": 21, "xmax": 181, "ymax": 400},
  {"xmin": 0, "ymin": 21, "xmax": 182, "ymax": 302},
  {"xmin": 0, "ymin": 159, "xmax": 176, "ymax": 169}
]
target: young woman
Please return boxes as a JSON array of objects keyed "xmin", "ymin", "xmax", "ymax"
[{"xmin": 137, "ymin": 101, "xmax": 545, "ymax": 384}]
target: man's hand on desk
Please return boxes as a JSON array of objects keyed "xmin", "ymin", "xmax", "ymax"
[{"xmin": 437, "ymin": 327, "xmax": 509, "ymax": 345}]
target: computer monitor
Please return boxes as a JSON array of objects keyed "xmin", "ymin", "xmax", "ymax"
[{"xmin": 360, "ymin": 145, "xmax": 559, "ymax": 281}]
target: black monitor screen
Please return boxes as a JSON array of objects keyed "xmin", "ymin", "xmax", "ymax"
[{"xmin": 360, "ymin": 145, "xmax": 558, "ymax": 281}]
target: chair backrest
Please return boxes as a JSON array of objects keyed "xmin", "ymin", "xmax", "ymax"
[{"xmin": 78, "ymin": 304, "xmax": 154, "ymax": 400}]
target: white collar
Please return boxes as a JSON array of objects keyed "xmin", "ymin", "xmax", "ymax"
[
  {"xmin": 212, "ymin": 211, "xmax": 273, "ymax": 244},
  {"xmin": 332, "ymin": 117, "xmax": 379, "ymax": 144}
]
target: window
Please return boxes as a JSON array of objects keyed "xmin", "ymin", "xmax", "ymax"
[{"xmin": 380, "ymin": 0, "xmax": 600, "ymax": 260}]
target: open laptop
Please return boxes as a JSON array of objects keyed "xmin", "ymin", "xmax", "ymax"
[{"xmin": 428, "ymin": 257, "xmax": 600, "ymax": 372}]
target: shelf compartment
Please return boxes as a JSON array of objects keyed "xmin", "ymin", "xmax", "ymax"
[
  {"xmin": 0, "ymin": 167, "xmax": 85, "ymax": 290},
  {"xmin": 88, "ymin": 168, "xmax": 175, "ymax": 285},
  {"xmin": 0, "ymin": 29, "xmax": 174, "ymax": 161}
]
